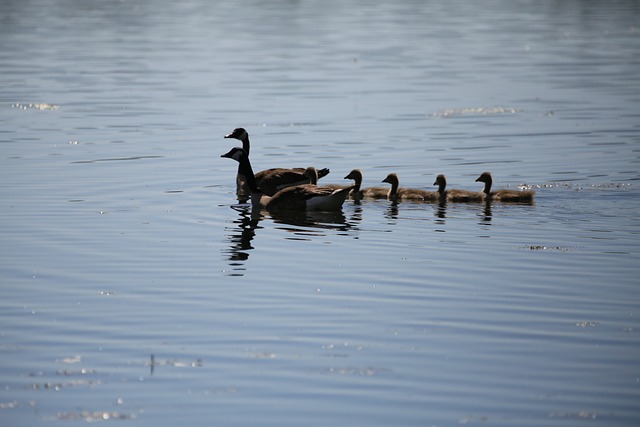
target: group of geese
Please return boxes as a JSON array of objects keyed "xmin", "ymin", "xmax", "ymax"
[{"xmin": 221, "ymin": 128, "xmax": 535, "ymax": 211}]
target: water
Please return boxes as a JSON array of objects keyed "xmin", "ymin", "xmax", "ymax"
[{"xmin": 1, "ymin": 0, "xmax": 640, "ymax": 425}]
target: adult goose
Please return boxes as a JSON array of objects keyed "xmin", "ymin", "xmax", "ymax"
[
  {"xmin": 221, "ymin": 147, "xmax": 353, "ymax": 211},
  {"xmin": 434, "ymin": 174, "xmax": 485, "ymax": 202},
  {"xmin": 475, "ymin": 172, "xmax": 535, "ymax": 203},
  {"xmin": 343, "ymin": 169, "xmax": 389, "ymax": 199},
  {"xmin": 382, "ymin": 173, "xmax": 440, "ymax": 202},
  {"xmin": 224, "ymin": 128, "xmax": 330, "ymax": 197}
]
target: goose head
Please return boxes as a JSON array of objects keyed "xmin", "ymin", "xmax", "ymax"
[
  {"xmin": 382, "ymin": 173, "xmax": 400, "ymax": 199},
  {"xmin": 221, "ymin": 147, "xmax": 261, "ymax": 195},
  {"xmin": 475, "ymin": 172, "xmax": 493, "ymax": 193},
  {"xmin": 434, "ymin": 174, "xmax": 446, "ymax": 193},
  {"xmin": 224, "ymin": 128, "xmax": 250, "ymax": 154},
  {"xmin": 220, "ymin": 146, "xmax": 247, "ymax": 162},
  {"xmin": 224, "ymin": 128, "xmax": 248, "ymax": 141},
  {"xmin": 382, "ymin": 173, "xmax": 399, "ymax": 186},
  {"xmin": 344, "ymin": 169, "xmax": 363, "ymax": 183},
  {"xmin": 475, "ymin": 172, "xmax": 492, "ymax": 184}
]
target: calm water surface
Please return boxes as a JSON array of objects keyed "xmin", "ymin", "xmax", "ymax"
[{"xmin": 1, "ymin": 1, "xmax": 639, "ymax": 426}]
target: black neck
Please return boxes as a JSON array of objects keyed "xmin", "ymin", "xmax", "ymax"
[
  {"xmin": 237, "ymin": 151, "xmax": 259, "ymax": 193},
  {"xmin": 242, "ymin": 136, "xmax": 250, "ymax": 156},
  {"xmin": 482, "ymin": 179, "xmax": 492, "ymax": 194}
]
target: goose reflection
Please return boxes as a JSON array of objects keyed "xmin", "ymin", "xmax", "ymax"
[
  {"xmin": 478, "ymin": 201, "xmax": 493, "ymax": 225},
  {"xmin": 268, "ymin": 208, "xmax": 357, "ymax": 238},
  {"xmin": 434, "ymin": 198, "xmax": 494, "ymax": 227},
  {"xmin": 223, "ymin": 205, "xmax": 263, "ymax": 276},
  {"xmin": 434, "ymin": 199, "xmax": 447, "ymax": 226},
  {"xmin": 384, "ymin": 200, "xmax": 399, "ymax": 221},
  {"xmin": 477, "ymin": 198, "xmax": 536, "ymax": 226},
  {"xmin": 384, "ymin": 199, "xmax": 448, "ymax": 222},
  {"xmin": 223, "ymin": 204, "xmax": 361, "ymax": 275}
]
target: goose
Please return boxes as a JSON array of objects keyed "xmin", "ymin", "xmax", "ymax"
[
  {"xmin": 221, "ymin": 147, "xmax": 353, "ymax": 211},
  {"xmin": 475, "ymin": 172, "xmax": 535, "ymax": 203},
  {"xmin": 224, "ymin": 128, "xmax": 330, "ymax": 197},
  {"xmin": 343, "ymin": 169, "xmax": 389, "ymax": 199},
  {"xmin": 382, "ymin": 173, "xmax": 440, "ymax": 202},
  {"xmin": 434, "ymin": 174, "xmax": 485, "ymax": 202}
]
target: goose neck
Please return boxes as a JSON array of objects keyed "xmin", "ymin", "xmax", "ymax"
[
  {"xmin": 237, "ymin": 152, "xmax": 259, "ymax": 193},
  {"xmin": 482, "ymin": 179, "xmax": 492, "ymax": 194},
  {"xmin": 242, "ymin": 136, "xmax": 250, "ymax": 155}
]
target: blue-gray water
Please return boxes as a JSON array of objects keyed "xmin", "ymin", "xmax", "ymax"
[{"xmin": 1, "ymin": 0, "xmax": 639, "ymax": 425}]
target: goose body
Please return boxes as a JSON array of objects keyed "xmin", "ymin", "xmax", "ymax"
[
  {"xmin": 225, "ymin": 128, "xmax": 330, "ymax": 197},
  {"xmin": 434, "ymin": 174, "xmax": 485, "ymax": 202},
  {"xmin": 221, "ymin": 147, "xmax": 352, "ymax": 211},
  {"xmin": 267, "ymin": 184, "xmax": 352, "ymax": 211},
  {"xmin": 475, "ymin": 172, "xmax": 535, "ymax": 203},
  {"xmin": 382, "ymin": 173, "xmax": 440, "ymax": 202},
  {"xmin": 343, "ymin": 169, "xmax": 388, "ymax": 199}
]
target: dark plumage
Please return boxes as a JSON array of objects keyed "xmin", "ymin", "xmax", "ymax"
[
  {"xmin": 434, "ymin": 174, "xmax": 485, "ymax": 202},
  {"xmin": 221, "ymin": 147, "xmax": 353, "ymax": 211},
  {"xmin": 475, "ymin": 172, "xmax": 535, "ymax": 203},
  {"xmin": 343, "ymin": 169, "xmax": 388, "ymax": 199},
  {"xmin": 382, "ymin": 173, "xmax": 440, "ymax": 202},
  {"xmin": 224, "ymin": 128, "xmax": 330, "ymax": 197}
]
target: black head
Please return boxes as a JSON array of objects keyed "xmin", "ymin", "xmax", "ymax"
[
  {"xmin": 475, "ymin": 172, "xmax": 492, "ymax": 183},
  {"xmin": 224, "ymin": 128, "xmax": 248, "ymax": 140},
  {"xmin": 220, "ymin": 147, "xmax": 247, "ymax": 162},
  {"xmin": 382, "ymin": 173, "xmax": 398, "ymax": 184},
  {"xmin": 344, "ymin": 169, "xmax": 362, "ymax": 181}
]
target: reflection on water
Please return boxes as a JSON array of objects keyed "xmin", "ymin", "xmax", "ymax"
[
  {"xmin": 270, "ymin": 209, "xmax": 355, "ymax": 236},
  {"xmin": 222, "ymin": 205, "xmax": 262, "ymax": 276},
  {"xmin": 478, "ymin": 202, "xmax": 493, "ymax": 225},
  {"xmin": 2, "ymin": 0, "xmax": 639, "ymax": 425},
  {"xmin": 384, "ymin": 198, "xmax": 479, "ymax": 224},
  {"xmin": 434, "ymin": 201, "xmax": 448, "ymax": 229},
  {"xmin": 222, "ymin": 197, "xmax": 540, "ymax": 275},
  {"xmin": 223, "ymin": 204, "xmax": 364, "ymax": 275}
]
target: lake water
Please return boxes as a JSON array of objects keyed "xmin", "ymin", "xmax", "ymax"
[{"xmin": 1, "ymin": 0, "xmax": 640, "ymax": 425}]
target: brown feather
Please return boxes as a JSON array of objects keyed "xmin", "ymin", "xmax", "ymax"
[
  {"xmin": 475, "ymin": 172, "xmax": 535, "ymax": 203},
  {"xmin": 434, "ymin": 174, "xmax": 485, "ymax": 202}
]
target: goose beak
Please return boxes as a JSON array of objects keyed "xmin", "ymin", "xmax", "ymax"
[
  {"xmin": 475, "ymin": 177, "xmax": 481, "ymax": 182},
  {"xmin": 224, "ymin": 133, "xmax": 233, "ymax": 139}
]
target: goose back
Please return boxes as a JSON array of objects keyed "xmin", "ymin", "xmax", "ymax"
[
  {"xmin": 434, "ymin": 174, "xmax": 485, "ymax": 202},
  {"xmin": 475, "ymin": 172, "xmax": 535, "ymax": 203},
  {"xmin": 383, "ymin": 173, "xmax": 440, "ymax": 202},
  {"xmin": 221, "ymin": 147, "xmax": 352, "ymax": 211},
  {"xmin": 344, "ymin": 169, "xmax": 390, "ymax": 199},
  {"xmin": 225, "ymin": 127, "xmax": 330, "ymax": 196},
  {"xmin": 267, "ymin": 184, "xmax": 353, "ymax": 211}
]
